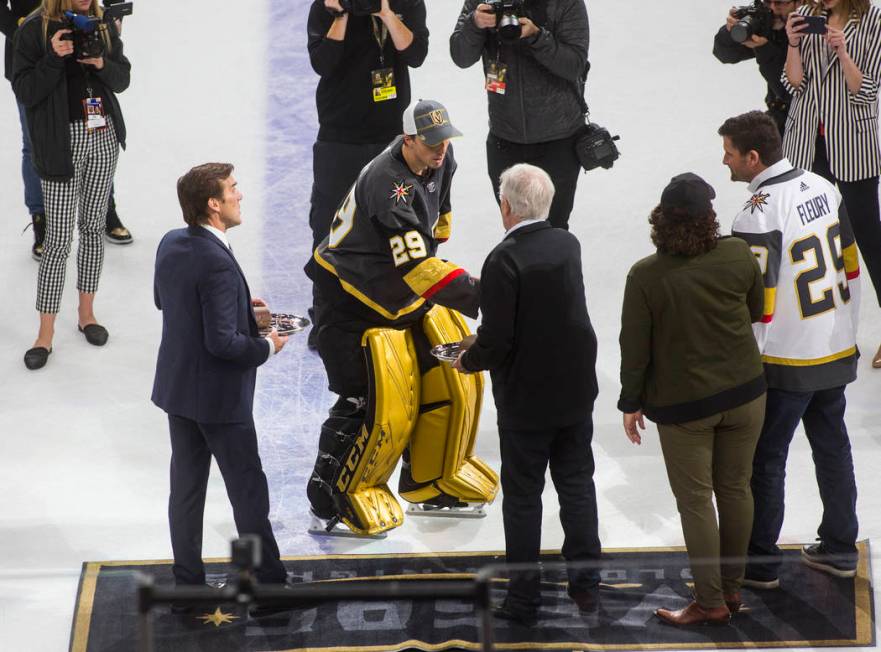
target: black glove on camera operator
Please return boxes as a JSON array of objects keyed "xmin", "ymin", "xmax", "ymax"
[
  {"xmin": 450, "ymin": 0, "xmax": 589, "ymax": 231},
  {"xmin": 713, "ymin": 0, "xmax": 800, "ymax": 135}
]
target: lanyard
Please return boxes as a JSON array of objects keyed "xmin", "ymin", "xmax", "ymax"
[
  {"xmin": 80, "ymin": 63, "xmax": 94, "ymax": 98},
  {"xmin": 371, "ymin": 16, "xmax": 389, "ymax": 67}
]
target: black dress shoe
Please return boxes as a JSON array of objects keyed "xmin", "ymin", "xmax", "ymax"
[
  {"xmin": 491, "ymin": 603, "xmax": 537, "ymax": 626},
  {"xmin": 567, "ymin": 587, "xmax": 599, "ymax": 613},
  {"xmin": 24, "ymin": 346, "xmax": 51, "ymax": 370},
  {"xmin": 78, "ymin": 323, "xmax": 109, "ymax": 346}
]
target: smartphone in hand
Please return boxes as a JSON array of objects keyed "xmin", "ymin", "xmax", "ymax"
[{"xmin": 799, "ymin": 15, "xmax": 828, "ymax": 35}]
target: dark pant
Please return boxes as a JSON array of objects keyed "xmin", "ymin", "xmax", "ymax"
[
  {"xmin": 499, "ymin": 416, "xmax": 601, "ymax": 612},
  {"xmin": 16, "ymin": 99, "xmax": 44, "ymax": 216},
  {"xmin": 167, "ymin": 415, "xmax": 286, "ymax": 585},
  {"xmin": 813, "ymin": 135, "xmax": 881, "ymax": 307},
  {"xmin": 747, "ymin": 386, "xmax": 858, "ymax": 580},
  {"xmin": 486, "ymin": 132, "xmax": 581, "ymax": 230}
]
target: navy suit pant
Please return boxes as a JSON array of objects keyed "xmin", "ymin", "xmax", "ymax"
[{"xmin": 167, "ymin": 415, "xmax": 287, "ymax": 585}]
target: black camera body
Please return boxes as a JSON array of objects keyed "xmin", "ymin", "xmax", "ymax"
[
  {"xmin": 730, "ymin": 0, "xmax": 774, "ymax": 44},
  {"xmin": 486, "ymin": 0, "xmax": 525, "ymax": 42},
  {"xmin": 60, "ymin": 1, "xmax": 133, "ymax": 60},
  {"xmin": 338, "ymin": 0, "xmax": 382, "ymax": 16},
  {"xmin": 575, "ymin": 122, "xmax": 621, "ymax": 172}
]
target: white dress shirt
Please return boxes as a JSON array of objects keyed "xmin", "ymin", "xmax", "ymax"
[{"xmin": 504, "ymin": 218, "xmax": 545, "ymax": 238}]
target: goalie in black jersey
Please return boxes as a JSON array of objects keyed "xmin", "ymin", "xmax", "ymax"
[{"xmin": 305, "ymin": 99, "xmax": 498, "ymax": 535}]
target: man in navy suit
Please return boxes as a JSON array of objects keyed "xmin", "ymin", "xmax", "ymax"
[{"xmin": 152, "ymin": 162, "xmax": 289, "ymax": 591}]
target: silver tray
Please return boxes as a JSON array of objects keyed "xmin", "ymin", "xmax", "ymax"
[
  {"xmin": 259, "ymin": 313, "xmax": 310, "ymax": 337},
  {"xmin": 430, "ymin": 342, "xmax": 464, "ymax": 363}
]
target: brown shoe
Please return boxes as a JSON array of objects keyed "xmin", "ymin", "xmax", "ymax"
[
  {"xmin": 724, "ymin": 592, "xmax": 742, "ymax": 614},
  {"xmin": 656, "ymin": 601, "xmax": 730, "ymax": 626},
  {"xmin": 873, "ymin": 342, "xmax": 881, "ymax": 369}
]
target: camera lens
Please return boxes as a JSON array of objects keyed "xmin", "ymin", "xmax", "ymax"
[
  {"xmin": 730, "ymin": 16, "xmax": 755, "ymax": 43},
  {"xmin": 498, "ymin": 14, "xmax": 521, "ymax": 42}
]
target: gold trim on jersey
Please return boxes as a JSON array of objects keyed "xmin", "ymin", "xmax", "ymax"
[
  {"xmin": 762, "ymin": 287, "xmax": 777, "ymax": 320},
  {"xmin": 314, "ymin": 250, "xmax": 426, "ymax": 321},
  {"xmin": 434, "ymin": 211, "xmax": 452, "ymax": 241},
  {"xmin": 843, "ymin": 242, "xmax": 860, "ymax": 275},
  {"xmin": 762, "ymin": 346, "xmax": 857, "ymax": 366},
  {"xmin": 403, "ymin": 257, "xmax": 460, "ymax": 296}
]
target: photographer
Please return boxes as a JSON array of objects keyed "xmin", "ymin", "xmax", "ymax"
[
  {"xmin": 2, "ymin": 0, "xmax": 44, "ymax": 259},
  {"xmin": 713, "ymin": 1, "xmax": 801, "ymax": 134},
  {"xmin": 13, "ymin": 0, "xmax": 130, "ymax": 370},
  {"xmin": 450, "ymin": 0, "xmax": 589, "ymax": 231},
  {"xmin": 783, "ymin": 0, "xmax": 881, "ymax": 368},
  {"xmin": 306, "ymin": 0, "xmax": 428, "ymax": 345}
]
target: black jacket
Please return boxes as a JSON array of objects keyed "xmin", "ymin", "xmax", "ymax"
[
  {"xmin": 152, "ymin": 227, "xmax": 271, "ymax": 424},
  {"xmin": 0, "ymin": 0, "xmax": 37, "ymax": 82},
  {"xmin": 307, "ymin": 0, "xmax": 428, "ymax": 144},
  {"xmin": 450, "ymin": 0, "xmax": 589, "ymax": 145},
  {"xmin": 12, "ymin": 13, "xmax": 129, "ymax": 181},
  {"xmin": 713, "ymin": 25, "xmax": 790, "ymax": 117},
  {"xmin": 462, "ymin": 222, "xmax": 598, "ymax": 429}
]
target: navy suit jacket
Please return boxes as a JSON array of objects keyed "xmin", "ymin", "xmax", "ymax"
[{"xmin": 151, "ymin": 226, "xmax": 270, "ymax": 424}]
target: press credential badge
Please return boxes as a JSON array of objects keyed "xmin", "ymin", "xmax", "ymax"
[
  {"xmin": 83, "ymin": 97, "xmax": 107, "ymax": 131},
  {"xmin": 372, "ymin": 67, "xmax": 397, "ymax": 102},
  {"xmin": 486, "ymin": 61, "xmax": 507, "ymax": 95}
]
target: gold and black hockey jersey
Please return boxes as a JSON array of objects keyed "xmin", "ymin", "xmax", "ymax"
[{"xmin": 313, "ymin": 137, "xmax": 479, "ymax": 325}]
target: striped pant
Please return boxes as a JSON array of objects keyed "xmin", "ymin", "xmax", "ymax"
[{"xmin": 37, "ymin": 118, "xmax": 119, "ymax": 314}]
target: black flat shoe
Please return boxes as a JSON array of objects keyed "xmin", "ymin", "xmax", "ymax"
[
  {"xmin": 78, "ymin": 323, "xmax": 109, "ymax": 346},
  {"xmin": 24, "ymin": 346, "xmax": 51, "ymax": 370}
]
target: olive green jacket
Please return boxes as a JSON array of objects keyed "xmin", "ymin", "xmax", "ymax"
[{"xmin": 618, "ymin": 236, "xmax": 766, "ymax": 424}]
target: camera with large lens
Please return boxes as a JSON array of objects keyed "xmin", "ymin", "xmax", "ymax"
[
  {"xmin": 486, "ymin": 0, "xmax": 525, "ymax": 43},
  {"xmin": 730, "ymin": 0, "xmax": 774, "ymax": 43},
  {"xmin": 61, "ymin": 0, "xmax": 133, "ymax": 59},
  {"xmin": 337, "ymin": 0, "xmax": 382, "ymax": 16}
]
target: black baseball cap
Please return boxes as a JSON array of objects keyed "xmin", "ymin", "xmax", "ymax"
[
  {"xmin": 403, "ymin": 99, "xmax": 463, "ymax": 146},
  {"xmin": 660, "ymin": 173, "xmax": 716, "ymax": 217}
]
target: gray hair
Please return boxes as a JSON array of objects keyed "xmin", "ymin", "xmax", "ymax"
[{"xmin": 499, "ymin": 164, "xmax": 555, "ymax": 220}]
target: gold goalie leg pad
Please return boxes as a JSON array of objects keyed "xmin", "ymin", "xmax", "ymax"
[
  {"xmin": 330, "ymin": 328, "xmax": 420, "ymax": 536},
  {"xmin": 399, "ymin": 306, "xmax": 499, "ymax": 507}
]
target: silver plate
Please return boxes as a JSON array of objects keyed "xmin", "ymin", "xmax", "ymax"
[
  {"xmin": 259, "ymin": 313, "xmax": 310, "ymax": 337},
  {"xmin": 430, "ymin": 342, "xmax": 464, "ymax": 363}
]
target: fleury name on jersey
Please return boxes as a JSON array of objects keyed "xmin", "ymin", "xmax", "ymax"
[{"xmin": 732, "ymin": 158, "xmax": 860, "ymax": 392}]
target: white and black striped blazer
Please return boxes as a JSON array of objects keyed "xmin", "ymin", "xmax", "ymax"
[{"xmin": 782, "ymin": 3, "xmax": 881, "ymax": 182}]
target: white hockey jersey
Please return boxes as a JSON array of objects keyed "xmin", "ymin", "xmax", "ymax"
[{"xmin": 732, "ymin": 159, "xmax": 860, "ymax": 391}]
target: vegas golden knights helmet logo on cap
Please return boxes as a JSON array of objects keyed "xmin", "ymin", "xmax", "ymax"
[{"xmin": 430, "ymin": 110, "xmax": 446, "ymax": 126}]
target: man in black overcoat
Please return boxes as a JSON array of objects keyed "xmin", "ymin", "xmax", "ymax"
[{"xmin": 454, "ymin": 163, "xmax": 601, "ymax": 624}]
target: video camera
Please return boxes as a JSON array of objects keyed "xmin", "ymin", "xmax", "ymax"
[
  {"xmin": 61, "ymin": 0, "xmax": 133, "ymax": 60},
  {"xmin": 336, "ymin": 0, "xmax": 381, "ymax": 16},
  {"xmin": 485, "ymin": 0, "xmax": 525, "ymax": 43},
  {"xmin": 730, "ymin": 0, "xmax": 774, "ymax": 44}
]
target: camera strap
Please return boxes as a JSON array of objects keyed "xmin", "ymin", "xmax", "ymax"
[
  {"xmin": 370, "ymin": 16, "xmax": 389, "ymax": 67},
  {"xmin": 575, "ymin": 61, "xmax": 591, "ymax": 122}
]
